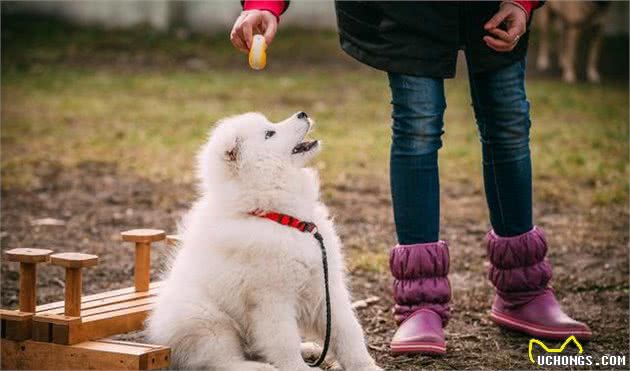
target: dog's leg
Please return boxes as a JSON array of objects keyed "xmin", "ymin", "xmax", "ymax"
[
  {"xmin": 166, "ymin": 317, "xmax": 277, "ymax": 371},
  {"xmin": 536, "ymin": 6, "xmax": 551, "ymax": 71},
  {"xmin": 586, "ymin": 24, "xmax": 603, "ymax": 83},
  {"xmin": 562, "ymin": 25, "xmax": 580, "ymax": 83},
  {"xmin": 315, "ymin": 284, "xmax": 382, "ymax": 371},
  {"xmin": 248, "ymin": 299, "xmax": 312, "ymax": 371}
]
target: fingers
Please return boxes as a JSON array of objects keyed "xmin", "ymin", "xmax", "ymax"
[
  {"xmin": 488, "ymin": 27, "xmax": 512, "ymax": 43},
  {"xmin": 484, "ymin": 8, "xmax": 508, "ymax": 30},
  {"xmin": 484, "ymin": 26, "xmax": 519, "ymax": 52},
  {"xmin": 229, "ymin": 12, "xmax": 255, "ymax": 52},
  {"xmin": 263, "ymin": 16, "xmax": 278, "ymax": 45},
  {"xmin": 502, "ymin": 13, "xmax": 526, "ymax": 43},
  {"xmin": 230, "ymin": 29, "xmax": 248, "ymax": 53},
  {"xmin": 487, "ymin": 26, "xmax": 523, "ymax": 44},
  {"xmin": 230, "ymin": 10, "xmax": 278, "ymax": 53},
  {"xmin": 484, "ymin": 6, "xmax": 526, "ymax": 52},
  {"xmin": 242, "ymin": 20, "xmax": 253, "ymax": 49},
  {"xmin": 484, "ymin": 35, "xmax": 516, "ymax": 52},
  {"xmin": 506, "ymin": 23, "xmax": 524, "ymax": 42},
  {"xmin": 230, "ymin": 13, "xmax": 249, "ymax": 53}
]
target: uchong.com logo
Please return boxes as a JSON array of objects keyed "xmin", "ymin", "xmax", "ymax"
[{"xmin": 528, "ymin": 335, "xmax": 627, "ymax": 368}]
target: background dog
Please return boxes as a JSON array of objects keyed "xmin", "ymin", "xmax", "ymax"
[
  {"xmin": 146, "ymin": 112, "xmax": 381, "ymax": 371},
  {"xmin": 536, "ymin": 1, "xmax": 611, "ymax": 83}
]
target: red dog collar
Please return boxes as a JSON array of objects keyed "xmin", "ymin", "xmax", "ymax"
[{"xmin": 249, "ymin": 210, "xmax": 318, "ymax": 234}]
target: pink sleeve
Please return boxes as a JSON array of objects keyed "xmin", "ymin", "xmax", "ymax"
[
  {"xmin": 243, "ymin": 0, "xmax": 288, "ymax": 21},
  {"xmin": 514, "ymin": 1, "xmax": 540, "ymax": 18}
]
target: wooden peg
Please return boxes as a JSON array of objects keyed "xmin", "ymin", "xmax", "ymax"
[
  {"xmin": 4, "ymin": 248, "xmax": 53, "ymax": 313},
  {"xmin": 165, "ymin": 234, "xmax": 180, "ymax": 247},
  {"xmin": 50, "ymin": 253, "xmax": 98, "ymax": 317},
  {"xmin": 121, "ymin": 229, "xmax": 165, "ymax": 292}
]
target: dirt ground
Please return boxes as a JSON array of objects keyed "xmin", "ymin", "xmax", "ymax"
[{"xmin": 1, "ymin": 160, "xmax": 627, "ymax": 370}]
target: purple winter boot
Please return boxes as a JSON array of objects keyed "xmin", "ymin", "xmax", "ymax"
[
  {"xmin": 389, "ymin": 241, "xmax": 450, "ymax": 355},
  {"xmin": 487, "ymin": 226, "xmax": 592, "ymax": 340}
]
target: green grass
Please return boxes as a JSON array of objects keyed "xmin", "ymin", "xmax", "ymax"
[{"xmin": 2, "ymin": 16, "xmax": 628, "ymax": 210}]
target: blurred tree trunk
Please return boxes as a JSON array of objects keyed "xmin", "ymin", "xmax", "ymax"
[{"xmin": 168, "ymin": 1, "xmax": 187, "ymax": 32}]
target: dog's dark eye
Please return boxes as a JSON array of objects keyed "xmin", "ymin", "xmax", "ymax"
[{"xmin": 265, "ymin": 130, "xmax": 276, "ymax": 139}]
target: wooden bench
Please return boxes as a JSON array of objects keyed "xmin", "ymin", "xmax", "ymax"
[{"xmin": 1, "ymin": 229, "xmax": 180, "ymax": 370}]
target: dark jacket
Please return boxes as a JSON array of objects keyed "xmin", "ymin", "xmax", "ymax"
[
  {"xmin": 243, "ymin": 1, "xmax": 540, "ymax": 78},
  {"xmin": 335, "ymin": 1, "xmax": 532, "ymax": 78}
]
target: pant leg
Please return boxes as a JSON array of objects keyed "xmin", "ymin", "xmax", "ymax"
[
  {"xmin": 388, "ymin": 73, "xmax": 446, "ymax": 245},
  {"xmin": 467, "ymin": 58, "xmax": 533, "ymax": 237}
]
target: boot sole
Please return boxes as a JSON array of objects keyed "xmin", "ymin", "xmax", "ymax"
[
  {"xmin": 391, "ymin": 341, "xmax": 446, "ymax": 355},
  {"xmin": 491, "ymin": 310, "xmax": 592, "ymax": 340}
]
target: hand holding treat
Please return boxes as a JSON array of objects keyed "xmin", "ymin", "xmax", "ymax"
[
  {"xmin": 248, "ymin": 34, "xmax": 267, "ymax": 70},
  {"xmin": 230, "ymin": 9, "xmax": 277, "ymax": 52}
]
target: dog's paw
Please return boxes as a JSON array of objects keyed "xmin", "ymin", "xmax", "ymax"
[
  {"xmin": 327, "ymin": 364, "xmax": 343, "ymax": 371},
  {"xmin": 348, "ymin": 364, "xmax": 383, "ymax": 371},
  {"xmin": 300, "ymin": 342, "xmax": 322, "ymax": 360},
  {"xmin": 300, "ymin": 342, "xmax": 338, "ymax": 369},
  {"xmin": 233, "ymin": 361, "xmax": 279, "ymax": 371}
]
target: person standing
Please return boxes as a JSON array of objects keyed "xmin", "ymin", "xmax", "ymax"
[{"xmin": 231, "ymin": 0, "xmax": 591, "ymax": 355}]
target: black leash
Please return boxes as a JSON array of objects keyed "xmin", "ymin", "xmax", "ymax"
[
  {"xmin": 248, "ymin": 211, "xmax": 331, "ymax": 368},
  {"xmin": 309, "ymin": 231, "xmax": 331, "ymax": 368}
]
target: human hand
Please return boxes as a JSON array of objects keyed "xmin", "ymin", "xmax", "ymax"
[
  {"xmin": 483, "ymin": 2, "xmax": 527, "ymax": 52},
  {"xmin": 230, "ymin": 10, "xmax": 278, "ymax": 53}
]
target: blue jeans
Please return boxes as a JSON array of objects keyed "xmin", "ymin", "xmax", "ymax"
[{"xmin": 388, "ymin": 59, "xmax": 533, "ymax": 244}]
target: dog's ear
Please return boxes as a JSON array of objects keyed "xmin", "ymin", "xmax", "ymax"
[{"xmin": 224, "ymin": 137, "xmax": 241, "ymax": 163}]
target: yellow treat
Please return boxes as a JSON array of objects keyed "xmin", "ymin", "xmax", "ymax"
[{"xmin": 248, "ymin": 35, "xmax": 267, "ymax": 70}]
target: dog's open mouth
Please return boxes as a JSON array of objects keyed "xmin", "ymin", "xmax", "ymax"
[{"xmin": 291, "ymin": 140, "xmax": 319, "ymax": 154}]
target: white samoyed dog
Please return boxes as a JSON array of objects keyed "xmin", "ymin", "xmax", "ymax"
[{"xmin": 146, "ymin": 112, "xmax": 382, "ymax": 371}]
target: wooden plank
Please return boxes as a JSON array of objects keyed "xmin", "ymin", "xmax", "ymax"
[
  {"xmin": 0, "ymin": 309, "xmax": 33, "ymax": 321},
  {"xmin": 1, "ymin": 338, "xmax": 170, "ymax": 370},
  {"xmin": 80, "ymin": 304, "xmax": 153, "ymax": 324},
  {"xmin": 35, "ymin": 282, "xmax": 162, "ymax": 313},
  {"xmin": 37, "ymin": 287, "xmax": 159, "ymax": 315},
  {"xmin": 96, "ymin": 339, "xmax": 167, "ymax": 349},
  {"xmin": 35, "ymin": 287, "xmax": 136, "ymax": 312},
  {"xmin": 32, "ymin": 314, "xmax": 80, "ymax": 342},
  {"xmin": 49, "ymin": 304, "xmax": 153, "ymax": 345},
  {"xmin": 72, "ymin": 341, "xmax": 154, "ymax": 355},
  {"xmin": 0, "ymin": 310, "xmax": 33, "ymax": 341},
  {"xmin": 33, "ymin": 314, "xmax": 81, "ymax": 326},
  {"xmin": 85, "ymin": 298, "xmax": 154, "ymax": 317},
  {"xmin": 72, "ymin": 297, "xmax": 155, "ymax": 318}
]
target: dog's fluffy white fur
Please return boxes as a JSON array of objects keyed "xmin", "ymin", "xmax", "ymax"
[{"xmin": 146, "ymin": 112, "xmax": 381, "ymax": 371}]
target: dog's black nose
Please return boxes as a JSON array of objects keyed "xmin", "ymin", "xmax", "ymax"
[{"xmin": 297, "ymin": 111, "xmax": 308, "ymax": 119}]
